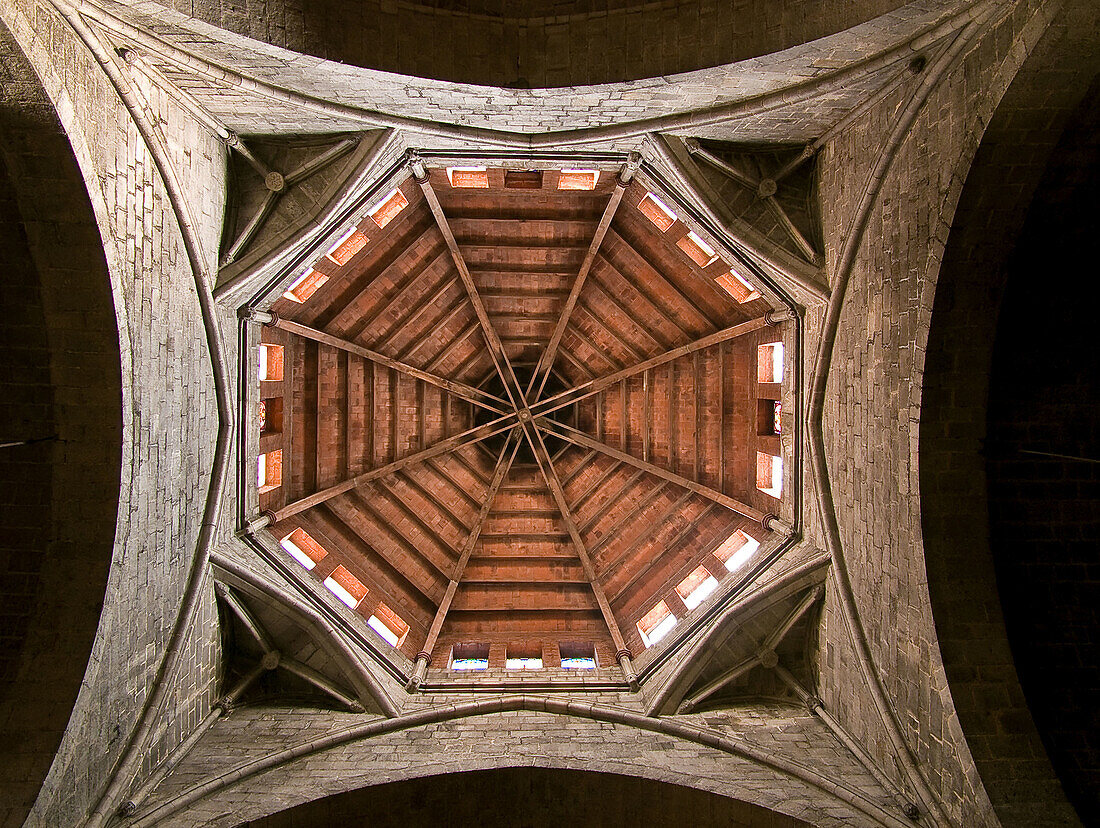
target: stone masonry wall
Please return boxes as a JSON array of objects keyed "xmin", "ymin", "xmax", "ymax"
[{"xmin": 0, "ymin": 1, "xmax": 228, "ymax": 824}]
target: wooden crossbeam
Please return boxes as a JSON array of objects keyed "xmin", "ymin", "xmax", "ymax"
[
  {"xmin": 536, "ymin": 418, "xmax": 767, "ymax": 525},
  {"xmin": 274, "ymin": 414, "xmax": 517, "ymax": 520},
  {"xmin": 274, "ymin": 318, "xmax": 507, "ymax": 414}
]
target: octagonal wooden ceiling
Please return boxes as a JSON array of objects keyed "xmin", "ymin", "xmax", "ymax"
[{"xmin": 256, "ymin": 163, "xmax": 787, "ymax": 675}]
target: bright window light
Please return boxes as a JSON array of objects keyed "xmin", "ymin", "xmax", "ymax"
[
  {"xmin": 368, "ymin": 188, "xmax": 409, "ymax": 228},
  {"xmin": 756, "ymin": 452, "xmax": 783, "ymax": 498},
  {"xmin": 324, "ymin": 225, "xmax": 367, "ymax": 265},
  {"xmin": 676, "ymin": 565, "xmax": 720, "ymax": 610},
  {"xmin": 446, "ymin": 166, "xmax": 489, "ymax": 188},
  {"xmin": 506, "ymin": 657, "xmax": 543, "ymax": 670},
  {"xmin": 324, "ymin": 565, "xmax": 366, "ymax": 609},
  {"xmin": 558, "ymin": 169, "xmax": 599, "ymax": 190},
  {"xmin": 257, "ymin": 450, "xmax": 282, "ymax": 493},
  {"xmin": 368, "ymin": 615, "xmax": 400, "ymax": 646},
  {"xmin": 561, "ymin": 657, "xmax": 597, "ymax": 669},
  {"xmin": 638, "ymin": 601, "xmax": 677, "ymax": 647},
  {"xmin": 715, "ymin": 268, "xmax": 761, "ymax": 303},
  {"xmin": 639, "ymin": 192, "xmax": 677, "ymax": 231},
  {"xmin": 758, "ymin": 342, "xmax": 784, "ymax": 383},
  {"xmin": 451, "ymin": 657, "xmax": 488, "ymax": 670},
  {"xmin": 280, "ymin": 529, "xmax": 328, "ymax": 570},
  {"xmin": 282, "ymin": 268, "xmax": 329, "ymax": 303},
  {"xmin": 714, "ymin": 530, "xmax": 760, "ymax": 573},
  {"xmin": 451, "ymin": 643, "xmax": 489, "ymax": 670},
  {"xmin": 258, "ymin": 344, "xmax": 284, "ymax": 381},
  {"xmin": 677, "ymin": 230, "xmax": 719, "ymax": 267}
]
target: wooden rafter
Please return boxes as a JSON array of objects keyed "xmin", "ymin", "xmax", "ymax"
[
  {"xmin": 274, "ymin": 318, "xmax": 507, "ymax": 414},
  {"xmin": 531, "ymin": 317, "xmax": 768, "ymax": 419},
  {"xmin": 419, "ymin": 430, "xmax": 521, "ymax": 657},
  {"xmin": 274, "ymin": 414, "xmax": 517, "ymax": 521},
  {"xmin": 536, "ymin": 418, "xmax": 767, "ymax": 525}
]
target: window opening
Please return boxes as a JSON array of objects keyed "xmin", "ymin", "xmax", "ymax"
[
  {"xmin": 367, "ymin": 602, "xmax": 409, "ymax": 647},
  {"xmin": 450, "ymin": 642, "xmax": 489, "ymax": 670},
  {"xmin": 559, "ymin": 641, "xmax": 597, "ymax": 669},
  {"xmin": 676, "ymin": 565, "xmax": 720, "ymax": 610},
  {"xmin": 257, "ymin": 450, "xmax": 282, "ymax": 493},
  {"xmin": 638, "ymin": 601, "xmax": 677, "ymax": 647},
  {"xmin": 715, "ymin": 267, "xmax": 761, "ymax": 303},
  {"xmin": 773, "ymin": 401, "xmax": 782, "ymax": 434},
  {"xmin": 446, "ymin": 166, "xmax": 489, "ymax": 188},
  {"xmin": 504, "ymin": 169, "xmax": 543, "ymax": 189},
  {"xmin": 758, "ymin": 342, "xmax": 784, "ymax": 383},
  {"xmin": 282, "ymin": 268, "xmax": 329, "ymax": 303},
  {"xmin": 324, "ymin": 225, "xmax": 367, "ymax": 266},
  {"xmin": 714, "ymin": 530, "xmax": 760, "ymax": 573},
  {"xmin": 756, "ymin": 451, "xmax": 783, "ymax": 498},
  {"xmin": 324, "ymin": 564, "xmax": 367, "ymax": 609},
  {"xmin": 260, "ymin": 397, "xmax": 283, "ymax": 435},
  {"xmin": 677, "ymin": 230, "xmax": 719, "ymax": 267},
  {"xmin": 558, "ymin": 169, "xmax": 599, "ymax": 190},
  {"xmin": 280, "ymin": 527, "xmax": 328, "ymax": 570},
  {"xmin": 368, "ymin": 188, "xmax": 409, "ymax": 228},
  {"xmin": 258, "ymin": 344, "xmax": 284, "ymax": 381},
  {"xmin": 506, "ymin": 656, "xmax": 544, "ymax": 670},
  {"xmin": 639, "ymin": 192, "xmax": 677, "ymax": 231}
]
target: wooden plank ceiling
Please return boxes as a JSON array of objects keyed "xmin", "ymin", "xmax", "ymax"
[{"xmin": 257, "ymin": 165, "xmax": 784, "ymax": 671}]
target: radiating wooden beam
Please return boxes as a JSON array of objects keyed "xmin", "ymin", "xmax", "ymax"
[
  {"xmin": 518, "ymin": 420, "xmax": 633, "ymax": 666},
  {"xmin": 531, "ymin": 317, "xmax": 768, "ymax": 418},
  {"xmin": 529, "ymin": 167, "xmax": 630, "ymax": 400},
  {"xmin": 418, "ymin": 431, "xmax": 520, "ymax": 658},
  {"xmin": 414, "ymin": 172, "xmax": 528, "ymax": 410},
  {"xmin": 537, "ymin": 418, "xmax": 767, "ymax": 525},
  {"xmin": 274, "ymin": 414, "xmax": 517, "ymax": 520},
  {"xmin": 274, "ymin": 318, "xmax": 507, "ymax": 414}
]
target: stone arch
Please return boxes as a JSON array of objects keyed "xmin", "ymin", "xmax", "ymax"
[
  {"xmin": 0, "ymin": 18, "xmax": 123, "ymax": 826},
  {"xmin": 182, "ymin": 0, "xmax": 907, "ymax": 88},
  {"xmin": 918, "ymin": 0, "xmax": 1099, "ymax": 823},
  {"xmin": 235, "ymin": 765, "xmax": 814, "ymax": 827}
]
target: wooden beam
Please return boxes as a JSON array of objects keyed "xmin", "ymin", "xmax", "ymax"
[
  {"xmin": 519, "ymin": 420, "xmax": 630, "ymax": 655},
  {"xmin": 274, "ymin": 414, "xmax": 517, "ymax": 520},
  {"xmin": 531, "ymin": 317, "xmax": 768, "ymax": 418},
  {"xmin": 530, "ymin": 174, "xmax": 628, "ymax": 400},
  {"xmin": 415, "ymin": 175, "xmax": 528, "ymax": 410},
  {"xmin": 419, "ymin": 432, "xmax": 520, "ymax": 656},
  {"xmin": 274, "ymin": 318, "xmax": 507, "ymax": 414},
  {"xmin": 537, "ymin": 418, "xmax": 767, "ymax": 524}
]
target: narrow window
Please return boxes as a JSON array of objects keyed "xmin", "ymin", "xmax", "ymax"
[
  {"xmin": 446, "ymin": 166, "xmax": 489, "ymax": 188},
  {"xmin": 324, "ymin": 564, "xmax": 367, "ymax": 609},
  {"xmin": 257, "ymin": 450, "xmax": 282, "ymax": 493},
  {"xmin": 258, "ymin": 344, "xmax": 284, "ymax": 381},
  {"xmin": 715, "ymin": 267, "xmax": 761, "ymax": 303},
  {"xmin": 758, "ymin": 342, "xmax": 783, "ymax": 383},
  {"xmin": 504, "ymin": 170, "xmax": 543, "ymax": 189},
  {"xmin": 677, "ymin": 230, "xmax": 719, "ymax": 267},
  {"xmin": 557, "ymin": 169, "xmax": 599, "ymax": 190},
  {"xmin": 639, "ymin": 192, "xmax": 677, "ymax": 231},
  {"xmin": 368, "ymin": 188, "xmax": 409, "ymax": 228},
  {"xmin": 260, "ymin": 397, "xmax": 283, "ymax": 435},
  {"xmin": 280, "ymin": 527, "xmax": 328, "ymax": 570},
  {"xmin": 324, "ymin": 225, "xmax": 367, "ymax": 266},
  {"xmin": 282, "ymin": 268, "xmax": 329, "ymax": 303},
  {"xmin": 559, "ymin": 641, "xmax": 597, "ymax": 669},
  {"xmin": 756, "ymin": 451, "xmax": 783, "ymax": 498},
  {"xmin": 367, "ymin": 602, "xmax": 409, "ymax": 647},
  {"xmin": 638, "ymin": 601, "xmax": 677, "ymax": 647},
  {"xmin": 450, "ymin": 642, "xmax": 489, "ymax": 670},
  {"xmin": 714, "ymin": 530, "xmax": 760, "ymax": 573},
  {"xmin": 773, "ymin": 401, "xmax": 782, "ymax": 435},
  {"xmin": 505, "ymin": 646, "xmax": 543, "ymax": 670},
  {"xmin": 676, "ymin": 565, "xmax": 720, "ymax": 610}
]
